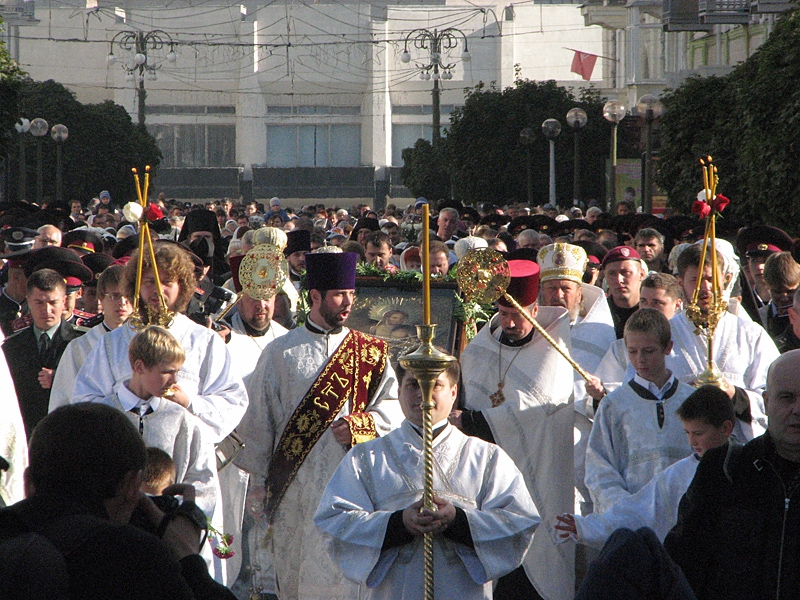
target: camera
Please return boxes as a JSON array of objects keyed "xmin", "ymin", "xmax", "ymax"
[{"xmin": 129, "ymin": 494, "xmax": 208, "ymax": 537}]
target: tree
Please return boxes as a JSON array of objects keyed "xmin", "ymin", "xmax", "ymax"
[
  {"xmin": 445, "ymin": 80, "xmax": 609, "ymax": 207},
  {"xmin": 0, "ymin": 16, "xmax": 27, "ymax": 190},
  {"xmin": 655, "ymin": 8, "xmax": 800, "ymax": 233},
  {"xmin": 10, "ymin": 79, "xmax": 161, "ymax": 204},
  {"xmin": 400, "ymin": 139, "xmax": 450, "ymax": 201}
]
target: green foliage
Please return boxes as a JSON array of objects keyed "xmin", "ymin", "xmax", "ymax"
[
  {"xmin": 0, "ymin": 18, "xmax": 27, "ymax": 176},
  {"xmin": 400, "ymin": 139, "xmax": 450, "ymax": 201},
  {"xmin": 655, "ymin": 8, "xmax": 800, "ymax": 234},
  {"xmin": 442, "ymin": 79, "xmax": 608, "ymax": 207},
  {"xmin": 10, "ymin": 79, "xmax": 161, "ymax": 204}
]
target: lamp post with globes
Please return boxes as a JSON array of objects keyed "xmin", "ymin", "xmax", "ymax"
[
  {"xmin": 400, "ymin": 28, "xmax": 470, "ymax": 146},
  {"xmin": 15, "ymin": 118, "xmax": 30, "ymax": 201},
  {"xmin": 602, "ymin": 100, "xmax": 626, "ymax": 212},
  {"xmin": 29, "ymin": 118, "xmax": 49, "ymax": 204},
  {"xmin": 51, "ymin": 124, "xmax": 69, "ymax": 204},
  {"xmin": 541, "ymin": 118, "xmax": 561, "ymax": 207},
  {"xmin": 566, "ymin": 108, "xmax": 588, "ymax": 206},
  {"xmin": 636, "ymin": 94, "xmax": 663, "ymax": 215},
  {"xmin": 108, "ymin": 30, "xmax": 177, "ymax": 129}
]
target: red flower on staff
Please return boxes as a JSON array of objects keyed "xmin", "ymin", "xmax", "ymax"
[
  {"xmin": 145, "ymin": 204, "xmax": 164, "ymax": 221},
  {"xmin": 692, "ymin": 194, "xmax": 730, "ymax": 218}
]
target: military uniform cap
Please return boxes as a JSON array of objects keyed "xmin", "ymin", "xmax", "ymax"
[
  {"xmin": 62, "ymin": 229, "xmax": 103, "ymax": 254},
  {"xmin": 735, "ymin": 225, "xmax": 793, "ymax": 259}
]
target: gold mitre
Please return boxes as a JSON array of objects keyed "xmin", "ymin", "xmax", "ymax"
[{"xmin": 537, "ymin": 242, "xmax": 587, "ymax": 285}]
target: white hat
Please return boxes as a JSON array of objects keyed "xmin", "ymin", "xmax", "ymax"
[
  {"xmin": 537, "ymin": 242, "xmax": 587, "ymax": 285},
  {"xmin": 253, "ymin": 226, "xmax": 288, "ymax": 250},
  {"xmin": 453, "ymin": 236, "xmax": 488, "ymax": 260}
]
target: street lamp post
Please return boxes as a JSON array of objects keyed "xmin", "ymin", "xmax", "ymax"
[
  {"xmin": 566, "ymin": 108, "xmax": 588, "ymax": 207},
  {"xmin": 519, "ymin": 128, "xmax": 535, "ymax": 204},
  {"xmin": 400, "ymin": 28, "xmax": 470, "ymax": 146},
  {"xmin": 602, "ymin": 100, "xmax": 627, "ymax": 212},
  {"xmin": 636, "ymin": 94, "xmax": 663, "ymax": 215},
  {"xmin": 541, "ymin": 118, "xmax": 561, "ymax": 207},
  {"xmin": 51, "ymin": 124, "xmax": 69, "ymax": 204},
  {"xmin": 108, "ymin": 30, "xmax": 177, "ymax": 129},
  {"xmin": 29, "ymin": 118, "xmax": 49, "ymax": 204},
  {"xmin": 15, "ymin": 118, "xmax": 30, "ymax": 201}
]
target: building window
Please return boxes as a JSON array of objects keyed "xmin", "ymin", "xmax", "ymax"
[
  {"xmin": 266, "ymin": 124, "xmax": 361, "ymax": 167},
  {"xmin": 391, "ymin": 124, "xmax": 433, "ymax": 167},
  {"xmin": 148, "ymin": 124, "xmax": 236, "ymax": 168}
]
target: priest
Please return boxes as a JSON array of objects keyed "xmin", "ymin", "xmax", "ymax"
[
  {"xmin": 454, "ymin": 259, "xmax": 575, "ymax": 600},
  {"xmin": 235, "ymin": 251, "xmax": 402, "ymax": 600}
]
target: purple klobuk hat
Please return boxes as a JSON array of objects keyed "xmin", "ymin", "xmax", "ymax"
[{"xmin": 305, "ymin": 252, "xmax": 358, "ymax": 291}]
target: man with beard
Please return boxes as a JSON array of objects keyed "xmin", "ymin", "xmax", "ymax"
[
  {"xmin": 537, "ymin": 243, "xmax": 615, "ymax": 516},
  {"xmin": 668, "ymin": 243, "xmax": 779, "ymax": 444},
  {"xmin": 235, "ymin": 252, "xmax": 401, "ymax": 600},
  {"xmin": 454, "ymin": 259, "xmax": 575, "ymax": 600}
]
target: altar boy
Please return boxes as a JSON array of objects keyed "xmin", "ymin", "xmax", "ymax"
[{"xmin": 314, "ymin": 358, "xmax": 540, "ymax": 600}]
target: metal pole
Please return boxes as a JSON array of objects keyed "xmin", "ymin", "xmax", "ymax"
[
  {"xmin": 609, "ymin": 123, "xmax": 618, "ymax": 212},
  {"xmin": 549, "ymin": 139, "xmax": 556, "ymax": 206},
  {"xmin": 432, "ymin": 64, "xmax": 440, "ymax": 145},
  {"xmin": 643, "ymin": 110, "xmax": 653, "ymax": 214},
  {"xmin": 56, "ymin": 143, "xmax": 63, "ymax": 204},
  {"xmin": 573, "ymin": 129, "xmax": 580, "ymax": 206},
  {"xmin": 137, "ymin": 32, "xmax": 147, "ymax": 129},
  {"xmin": 36, "ymin": 137, "xmax": 43, "ymax": 204},
  {"xmin": 19, "ymin": 138, "xmax": 26, "ymax": 201}
]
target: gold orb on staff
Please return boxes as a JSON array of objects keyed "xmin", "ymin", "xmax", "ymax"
[
  {"xmin": 397, "ymin": 203, "xmax": 456, "ymax": 600},
  {"xmin": 455, "ymin": 248, "xmax": 592, "ymax": 381},
  {"xmin": 686, "ymin": 156, "xmax": 731, "ymax": 387}
]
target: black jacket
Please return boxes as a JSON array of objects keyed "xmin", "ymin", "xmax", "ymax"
[
  {"xmin": 664, "ymin": 435, "xmax": 800, "ymax": 600},
  {"xmin": 2, "ymin": 320, "xmax": 84, "ymax": 438}
]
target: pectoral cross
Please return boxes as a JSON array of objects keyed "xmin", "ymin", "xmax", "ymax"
[{"xmin": 490, "ymin": 383, "xmax": 506, "ymax": 407}]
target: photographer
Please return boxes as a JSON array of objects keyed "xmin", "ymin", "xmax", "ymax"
[{"xmin": 0, "ymin": 403, "xmax": 235, "ymax": 600}]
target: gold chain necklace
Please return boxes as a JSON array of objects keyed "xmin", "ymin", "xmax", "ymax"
[{"xmin": 490, "ymin": 341, "xmax": 523, "ymax": 407}]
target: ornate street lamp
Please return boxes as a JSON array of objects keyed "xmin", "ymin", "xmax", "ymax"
[
  {"xmin": 542, "ymin": 118, "xmax": 562, "ymax": 207},
  {"xmin": 566, "ymin": 108, "xmax": 588, "ymax": 206},
  {"xmin": 51, "ymin": 124, "xmax": 69, "ymax": 204},
  {"xmin": 15, "ymin": 118, "xmax": 30, "ymax": 201},
  {"xmin": 29, "ymin": 118, "xmax": 49, "ymax": 204},
  {"xmin": 400, "ymin": 28, "xmax": 470, "ymax": 146},
  {"xmin": 603, "ymin": 100, "xmax": 627, "ymax": 211},
  {"xmin": 636, "ymin": 94, "xmax": 663, "ymax": 215},
  {"xmin": 108, "ymin": 30, "xmax": 177, "ymax": 128}
]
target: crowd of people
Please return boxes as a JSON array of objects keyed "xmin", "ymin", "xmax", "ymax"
[{"xmin": 1, "ymin": 189, "xmax": 800, "ymax": 600}]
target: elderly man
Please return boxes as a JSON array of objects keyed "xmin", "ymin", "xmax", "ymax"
[
  {"xmin": 435, "ymin": 207, "xmax": 460, "ymax": 244},
  {"xmin": 455, "ymin": 259, "xmax": 575, "ymax": 600},
  {"xmin": 235, "ymin": 252, "xmax": 401, "ymax": 600},
  {"xmin": 516, "ymin": 229, "xmax": 540, "ymax": 249},
  {"xmin": 33, "ymin": 225, "xmax": 62, "ymax": 249},
  {"xmin": 538, "ymin": 243, "xmax": 616, "ymax": 516},
  {"xmin": 603, "ymin": 246, "xmax": 646, "ymax": 338}
]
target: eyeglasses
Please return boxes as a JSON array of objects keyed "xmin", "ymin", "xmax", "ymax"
[{"xmin": 103, "ymin": 293, "xmax": 130, "ymax": 304}]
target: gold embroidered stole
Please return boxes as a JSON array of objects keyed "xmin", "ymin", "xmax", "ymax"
[{"xmin": 264, "ymin": 330, "xmax": 388, "ymax": 522}]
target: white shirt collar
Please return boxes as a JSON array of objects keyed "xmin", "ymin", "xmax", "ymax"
[
  {"xmin": 633, "ymin": 371, "xmax": 675, "ymax": 399},
  {"xmin": 118, "ymin": 383, "xmax": 162, "ymax": 413}
]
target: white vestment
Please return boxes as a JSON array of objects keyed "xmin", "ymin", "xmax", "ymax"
[
  {"xmin": 103, "ymin": 386, "xmax": 219, "ymax": 516},
  {"xmin": 570, "ymin": 284, "xmax": 616, "ymax": 515},
  {"xmin": 584, "ymin": 377, "xmax": 694, "ymax": 514},
  {"xmin": 222, "ymin": 316, "xmax": 288, "ymax": 586},
  {"xmin": 460, "ymin": 307, "xmax": 575, "ymax": 600},
  {"xmin": 73, "ymin": 313, "xmax": 248, "ymax": 443},
  {"xmin": 234, "ymin": 324, "xmax": 402, "ymax": 600},
  {"xmin": 314, "ymin": 420, "xmax": 539, "ymax": 600},
  {"xmin": 565, "ymin": 453, "xmax": 700, "ymax": 549},
  {"xmin": 668, "ymin": 311, "xmax": 779, "ymax": 441},
  {"xmin": 49, "ymin": 323, "xmax": 110, "ymax": 412},
  {"xmin": 0, "ymin": 331, "xmax": 26, "ymax": 506}
]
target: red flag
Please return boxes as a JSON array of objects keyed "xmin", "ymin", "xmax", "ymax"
[{"xmin": 571, "ymin": 50, "xmax": 598, "ymax": 81}]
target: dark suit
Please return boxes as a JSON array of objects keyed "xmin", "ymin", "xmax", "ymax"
[{"xmin": 3, "ymin": 320, "xmax": 84, "ymax": 438}]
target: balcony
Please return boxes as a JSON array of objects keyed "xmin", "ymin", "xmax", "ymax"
[
  {"xmin": 699, "ymin": 0, "xmax": 751, "ymax": 23},
  {"xmin": 663, "ymin": 0, "xmax": 713, "ymax": 29},
  {"xmin": 750, "ymin": 0, "xmax": 796, "ymax": 12}
]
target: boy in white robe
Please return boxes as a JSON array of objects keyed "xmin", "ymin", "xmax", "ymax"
[
  {"xmin": 99, "ymin": 326, "xmax": 217, "ymax": 517},
  {"xmin": 556, "ymin": 385, "xmax": 735, "ymax": 547},
  {"xmin": 585, "ymin": 308, "xmax": 694, "ymax": 514},
  {"xmin": 314, "ymin": 358, "xmax": 540, "ymax": 600}
]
